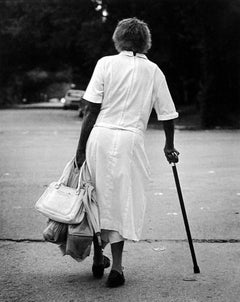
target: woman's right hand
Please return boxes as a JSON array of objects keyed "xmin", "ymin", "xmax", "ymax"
[{"xmin": 75, "ymin": 151, "xmax": 85, "ymax": 169}]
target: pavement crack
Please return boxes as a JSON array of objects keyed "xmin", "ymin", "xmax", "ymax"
[
  {"xmin": 142, "ymin": 238, "xmax": 240, "ymax": 243},
  {"xmin": 0, "ymin": 238, "xmax": 45, "ymax": 243},
  {"xmin": 1, "ymin": 238, "xmax": 240, "ymax": 243}
]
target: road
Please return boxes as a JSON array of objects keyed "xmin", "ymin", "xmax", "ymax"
[{"xmin": 0, "ymin": 109, "xmax": 240, "ymax": 301}]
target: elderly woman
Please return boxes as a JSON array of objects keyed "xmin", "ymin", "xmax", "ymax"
[{"xmin": 76, "ymin": 17, "xmax": 179, "ymax": 287}]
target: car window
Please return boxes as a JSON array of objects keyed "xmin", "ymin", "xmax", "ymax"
[{"xmin": 66, "ymin": 90, "xmax": 84, "ymax": 97}]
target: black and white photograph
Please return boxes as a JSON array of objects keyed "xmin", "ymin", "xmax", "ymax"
[{"xmin": 0, "ymin": 0, "xmax": 239, "ymax": 301}]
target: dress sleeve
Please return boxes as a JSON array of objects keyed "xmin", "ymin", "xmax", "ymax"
[
  {"xmin": 83, "ymin": 58, "xmax": 104, "ymax": 104},
  {"xmin": 153, "ymin": 67, "xmax": 179, "ymax": 121}
]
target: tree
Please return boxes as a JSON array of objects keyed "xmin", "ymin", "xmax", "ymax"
[
  {"xmin": 0, "ymin": 0, "xmax": 239, "ymax": 128},
  {"xmin": 196, "ymin": 0, "xmax": 240, "ymax": 128}
]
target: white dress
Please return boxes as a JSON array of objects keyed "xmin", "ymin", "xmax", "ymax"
[{"xmin": 84, "ymin": 51, "xmax": 178, "ymax": 241}]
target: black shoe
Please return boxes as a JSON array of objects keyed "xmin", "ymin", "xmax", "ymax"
[
  {"xmin": 106, "ymin": 270, "xmax": 125, "ymax": 288},
  {"xmin": 92, "ymin": 255, "xmax": 111, "ymax": 278}
]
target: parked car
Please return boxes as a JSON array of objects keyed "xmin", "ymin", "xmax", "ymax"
[{"xmin": 61, "ymin": 89, "xmax": 85, "ymax": 110}]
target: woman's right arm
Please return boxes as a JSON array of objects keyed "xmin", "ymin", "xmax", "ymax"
[{"xmin": 75, "ymin": 100, "xmax": 101, "ymax": 168}]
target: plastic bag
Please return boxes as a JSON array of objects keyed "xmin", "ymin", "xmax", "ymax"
[
  {"xmin": 65, "ymin": 213, "xmax": 93, "ymax": 262},
  {"xmin": 43, "ymin": 219, "xmax": 68, "ymax": 243}
]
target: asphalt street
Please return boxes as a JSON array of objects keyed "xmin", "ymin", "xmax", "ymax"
[{"xmin": 0, "ymin": 109, "xmax": 240, "ymax": 301}]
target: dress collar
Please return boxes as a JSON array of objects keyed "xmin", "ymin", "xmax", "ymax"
[{"xmin": 120, "ymin": 51, "xmax": 147, "ymax": 60}]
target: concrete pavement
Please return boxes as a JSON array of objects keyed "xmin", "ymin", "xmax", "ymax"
[
  {"xmin": 1, "ymin": 240, "xmax": 240, "ymax": 302},
  {"xmin": 0, "ymin": 109, "xmax": 240, "ymax": 301}
]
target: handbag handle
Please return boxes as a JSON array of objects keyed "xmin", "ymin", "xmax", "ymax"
[
  {"xmin": 57, "ymin": 157, "xmax": 75, "ymax": 185},
  {"xmin": 75, "ymin": 161, "xmax": 87, "ymax": 194},
  {"xmin": 76, "ymin": 161, "xmax": 93, "ymax": 192},
  {"xmin": 55, "ymin": 158, "xmax": 90, "ymax": 195}
]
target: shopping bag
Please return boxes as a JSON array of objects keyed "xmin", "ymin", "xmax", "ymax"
[
  {"xmin": 65, "ymin": 213, "xmax": 93, "ymax": 262},
  {"xmin": 43, "ymin": 219, "xmax": 68, "ymax": 244},
  {"xmin": 35, "ymin": 158, "xmax": 86, "ymax": 224}
]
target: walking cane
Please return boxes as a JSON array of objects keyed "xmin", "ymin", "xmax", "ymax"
[{"xmin": 171, "ymin": 162, "xmax": 200, "ymax": 274}]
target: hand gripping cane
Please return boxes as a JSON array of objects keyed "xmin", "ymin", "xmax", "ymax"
[{"xmin": 171, "ymin": 162, "xmax": 200, "ymax": 274}]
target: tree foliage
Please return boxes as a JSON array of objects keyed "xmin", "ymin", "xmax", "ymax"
[{"xmin": 0, "ymin": 0, "xmax": 239, "ymax": 127}]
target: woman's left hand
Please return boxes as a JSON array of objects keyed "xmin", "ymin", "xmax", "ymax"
[{"xmin": 164, "ymin": 147, "xmax": 179, "ymax": 163}]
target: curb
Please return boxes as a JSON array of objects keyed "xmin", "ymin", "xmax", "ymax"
[{"xmin": 13, "ymin": 102, "xmax": 64, "ymax": 110}]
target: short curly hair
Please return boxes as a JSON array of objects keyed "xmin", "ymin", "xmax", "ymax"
[{"xmin": 112, "ymin": 18, "xmax": 152, "ymax": 54}]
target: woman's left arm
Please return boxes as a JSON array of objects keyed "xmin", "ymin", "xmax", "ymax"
[
  {"xmin": 75, "ymin": 100, "xmax": 101, "ymax": 168},
  {"xmin": 163, "ymin": 119, "xmax": 179, "ymax": 163}
]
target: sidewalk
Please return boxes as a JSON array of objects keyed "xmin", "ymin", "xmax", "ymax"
[
  {"xmin": 1, "ymin": 109, "xmax": 239, "ymax": 301},
  {"xmin": 1, "ymin": 240, "xmax": 239, "ymax": 302}
]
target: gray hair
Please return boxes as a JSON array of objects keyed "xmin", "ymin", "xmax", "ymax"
[{"xmin": 112, "ymin": 18, "xmax": 152, "ymax": 54}]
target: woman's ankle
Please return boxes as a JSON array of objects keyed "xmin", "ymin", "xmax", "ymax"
[
  {"xmin": 111, "ymin": 266, "xmax": 123, "ymax": 274},
  {"xmin": 93, "ymin": 248, "xmax": 103, "ymax": 264},
  {"xmin": 110, "ymin": 241, "xmax": 124, "ymax": 274}
]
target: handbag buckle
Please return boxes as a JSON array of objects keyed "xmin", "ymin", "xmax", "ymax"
[{"xmin": 55, "ymin": 183, "xmax": 61, "ymax": 189}]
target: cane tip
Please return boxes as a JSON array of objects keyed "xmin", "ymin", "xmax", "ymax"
[{"xmin": 194, "ymin": 266, "xmax": 200, "ymax": 274}]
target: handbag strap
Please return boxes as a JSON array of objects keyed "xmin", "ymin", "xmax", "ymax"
[
  {"xmin": 76, "ymin": 161, "xmax": 86, "ymax": 194},
  {"xmin": 76, "ymin": 160, "xmax": 93, "ymax": 194},
  {"xmin": 56, "ymin": 158, "xmax": 92, "ymax": 194},
  {"xmin": 57, "ymin": 157, "xmax": 75, "ymax": 185}
]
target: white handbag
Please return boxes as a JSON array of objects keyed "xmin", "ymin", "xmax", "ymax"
[{"xmin": 35, "ymin": 158, "xmax": 88, "ymax": 224}]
